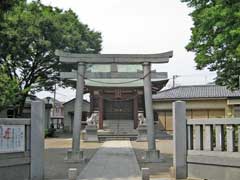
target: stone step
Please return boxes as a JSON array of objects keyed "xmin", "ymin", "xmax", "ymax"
[
  {"xmin": 104, "ymin": 126, "xmax": 134, "ymax": 128},
  {"xmin": 104, "ymin": 126, "xmax": 134, "ymax": 129},
  {"xmin": 104, "ymin": 125, "xmax": 133, "ymax": 128},
  {"xmin": 105, "ymin": 121, "xmax": 133, "ymax": 124},
  {"xmin": 98, "ymin": 134, "xmax": 137, "ymax": 141},
  {"xmin": 103, "ymin": 120, "xmax": 135, "ymax": 136},
  {"xmin": 103, "ymin": 124, "xmax": 132, "ymax": 126},
  {"xmin": 104, "ymin": 124, "xmax": 134, "ymax": 126},
  {"xmin": 104, "ymin": 120, "xmax": 134, "ymax": 126}
]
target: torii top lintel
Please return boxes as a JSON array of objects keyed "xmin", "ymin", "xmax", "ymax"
[{"xmin": 55, "ymin": 50, "xmax": 173, "ymax": 64}]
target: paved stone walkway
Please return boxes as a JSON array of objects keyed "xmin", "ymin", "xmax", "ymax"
[{"xmin": 78, "ymin": 140, "xmax": 141, "ymax": 180}]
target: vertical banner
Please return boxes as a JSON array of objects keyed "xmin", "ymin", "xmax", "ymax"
[{"xmin": 0, "ymin": 125, "xmax": 25, "ymax": 153}]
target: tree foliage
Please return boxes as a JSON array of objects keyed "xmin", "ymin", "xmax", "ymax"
[
  {"xmin": 182, "ymin": 0, "xmax": 240, "ymax": 89},
  {"xmin": 0, "ymin": 0, "xmax": 22, "ymax": 13},
  {"xmin": 0, "ymin": 65, "xmax": 21, "ymax": 111},
  {"xmin": 0, "ymin": 1, "xmax": 102, "ymax": 115}
]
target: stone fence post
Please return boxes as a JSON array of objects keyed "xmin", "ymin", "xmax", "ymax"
[
  {"xmin": 172, "ymin": 101, "xmax": 187, "ymax": 179},
  {"xmin": 31, "ymin": 101, "xmax": 45, "ymax": 180}
]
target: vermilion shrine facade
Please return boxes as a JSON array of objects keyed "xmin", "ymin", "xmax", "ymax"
[{"xmin": 86, "ymin": 66, "xmax": 169, "ymax": 130}]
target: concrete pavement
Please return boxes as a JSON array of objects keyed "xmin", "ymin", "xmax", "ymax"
[{"xmin": 78, "ymin": 140, "xmax": 141, "ymax": 180}]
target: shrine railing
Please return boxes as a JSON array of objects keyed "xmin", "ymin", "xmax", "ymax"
[
  {"xmin": 187, "ymin": 118, "xmax": 240, "ymax": 152},
  {"xmin": 172, "ymin": 101, "xmax": 240, "ymax": 180}
]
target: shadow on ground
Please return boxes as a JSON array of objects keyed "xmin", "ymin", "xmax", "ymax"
[
  {"xmin": 44, "ymin": 148, "xmax": 98, "ymax": 180},
  {"xmin": 131, "ymin": 140, "xmax": 173, "ymax": 178},
  {"xmin": 44, "ymin": 135, "xmax": 173, "ymax": 180}
]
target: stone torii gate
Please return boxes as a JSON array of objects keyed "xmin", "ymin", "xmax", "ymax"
[{"xmin": 56, "ymin": 50, "xmax": 173, "ymax": 162}]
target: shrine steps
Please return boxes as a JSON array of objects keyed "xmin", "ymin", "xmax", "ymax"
[
  {"xmin": 103, "ymin": 119, "xmax": 136, "ymax": 135},
  {"xmin": 98, "ymin": 134, "xmax": 137, "ymax": 142},
  {"xmin": 98, "ymin": 120, "xmax": 137, "ymax": 141}
]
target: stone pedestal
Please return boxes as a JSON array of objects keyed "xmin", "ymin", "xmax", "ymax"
[
  {"xmin": 65, "ymin": 150, "xmax": 84, "ymax": 163},
  {"xmin": 68, "ymin": 168, "xmax": 78, "ymax": 180},
  {"xmin": 136, "ymin": 124, "xmax": 147, "ymax": 141},
  {"xmin": 84, "ymin": 125, "xmax": 98, "ymax": 142},
  {"xmin": 144, "ymin": 150, "xmax": 162, "ymax": 163},
  {"xmin": 141, "ymin": 168, "xmax": 150, "ymax": 180},
  {"xmin": 169, "ymin": 166, "xmax": 176, "ymax": 178}
]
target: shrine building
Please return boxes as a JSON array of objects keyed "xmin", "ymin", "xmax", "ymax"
[
  {"xmin": 57, "ymin": 51, "xmax": 172, "ymax": 161},
  {"xmin": 59, "ymin": 52, "xmax": 171, "ymax": 135}
]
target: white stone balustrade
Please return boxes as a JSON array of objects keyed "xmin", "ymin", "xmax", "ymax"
[
  {"xmin": 173, "ymin": 101, "xmax": 240, "ymax": 180},
  {"xmin": 226, "ymin": 125, "xmax": 235, "ymax": 152},
  {"xmin": 204, "ymin": 125, "xmax": 213, "ymax": 151},
  {"xmin": 187, "ymin": 118, "xmax": 240, "ymax": 152},
  {"xmin": 215, "ymin": 125, "xmax": 224, "ymax": 151}
]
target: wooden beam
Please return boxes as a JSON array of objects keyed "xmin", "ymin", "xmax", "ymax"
[
  {"xmin": 56, "ymin": 50, "xmax": 173, "ymax": 64},
  {"xmin": 60, "ymin": 71, "xmax": 168, "ymax": 79}
]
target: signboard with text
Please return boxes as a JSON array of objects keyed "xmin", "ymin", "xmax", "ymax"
[{"xmin": 0, "ymin": 125, "xmax": 25, "ymax": 153}]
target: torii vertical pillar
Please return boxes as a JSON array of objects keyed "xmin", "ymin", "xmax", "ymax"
[
  {"xmin": 143, "ymin": 62, "xmax": 161, "ymax": 162},
  {"xmin": 66, "ymin": 62, "xmax": 85, "ymax": 162}
]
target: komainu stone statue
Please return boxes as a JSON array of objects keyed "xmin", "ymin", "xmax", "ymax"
[
  {"xmin": 137, "ymin": 112, "xmax": 147, "ymax": 142},
  {"xmin": 138, "ymin": 112, "xmax": 146, "ymax": 125},
  {"xmin": 86, "ymin": 112, "xmax": 98, "ymax": 125},
  {"xmin": 84, "ymin": 112, "xmax": 99, "ymax": 142}
]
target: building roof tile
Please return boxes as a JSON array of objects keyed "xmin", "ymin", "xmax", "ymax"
[{"xmin": 153, "ymin": 85, "xmax": 240, "ymax": 100}]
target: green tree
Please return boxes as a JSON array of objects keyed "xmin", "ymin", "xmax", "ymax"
[
  {"xmin": 0, "ymin": 0, "xmax": 25, "ymax": 112},
  {"xmin": 0, "ymin": 0, "xmax": 22, "ymax": 12},
  {"xmin": 0, "ymin": 1, "xmax": 102, "ymax": 115},
  {"xmin": 181, "ymin": 0, "xmax": 240, "ymax": 89},
  {"xmin": 0, "ymin": 65, "xmax": 21, "ymax": 111}
]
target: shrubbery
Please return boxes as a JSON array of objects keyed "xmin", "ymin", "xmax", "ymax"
[{"xmin": 45, "ymin": 127, "xmax": 55, "ymax": 138}]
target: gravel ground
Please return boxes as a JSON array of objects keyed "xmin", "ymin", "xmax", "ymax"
[
  {"xmin": 131, "ymin": 140, "xmax": 173, "ymax": 178},
  {"xmin": 44, "ymin": 136, "xmax": 102, "ymax": 180}
]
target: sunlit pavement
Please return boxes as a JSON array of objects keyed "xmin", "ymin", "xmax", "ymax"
[{"xmin": 78, "ymin": 140, "xmax": 141, "ymax": 180}]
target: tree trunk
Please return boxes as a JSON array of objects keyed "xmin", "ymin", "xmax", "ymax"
[{"xmin": 17, "ymin": 93, "xmax": 28, "ymax": 117}]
